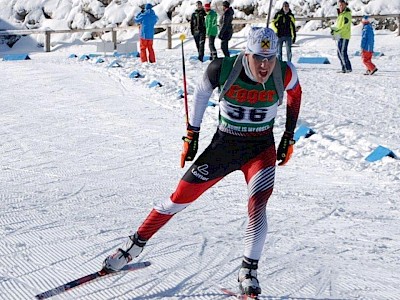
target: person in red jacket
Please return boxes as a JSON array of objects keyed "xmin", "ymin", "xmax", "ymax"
[{"xmin": 103, "ymin": 27, "xmax": 302, "ymax": 299}]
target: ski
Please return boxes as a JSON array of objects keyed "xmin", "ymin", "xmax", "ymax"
[
  {"xmin": 35, "ymin": 261, "xmax": 151, "ymax": 299},
  {"xmin": 221, "ymin": 287, "xmax": 259, "ymax": 299}
]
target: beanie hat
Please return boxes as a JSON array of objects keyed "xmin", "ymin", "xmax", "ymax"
[
  {"xmin": 222, "ymin": 1, "xmax": 230, "ymax": 8},
  {"xmin": 362, "ymin": 15, "xmax": 370, "ymax": 23},
  {"xmin": 245, "ymin": 27, "xmax": 278, "ymax": 58},
  {"xmin": 338, "ymin": 0, "xmax": 348, "ymax": 4},
  {"xmin": 145, "ymin": 3, "xmax": 152, "ymax": 9},
  {"xmin": 204, "ymin": 3, "xmax": 211, "ymax": 11}
]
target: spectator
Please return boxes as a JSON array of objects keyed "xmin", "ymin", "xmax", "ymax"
[
  {"xmin": 134, "ymin": 3, "xmax": 158, "ymax": 63},
  {"xmin": 204, "ymin": 2, "xmax": 218, "ymax": 60},
  {"xmin": 219, "ymin": 1, "xmax": 234, "ymax": 57},
  {"xmin": 190, "ymin": 1, "xmax": 207, "ymax": 62},
  {"xmin": 272, "ymin": 1, "xmax": 296, "ymax": 62},
  {"xmin": 361, "ymin": 16, "xmax": 378, "ymax": 75},
  {"xmin": 331, "ymin": 0, "xmax": 352, "ymax": 73}
]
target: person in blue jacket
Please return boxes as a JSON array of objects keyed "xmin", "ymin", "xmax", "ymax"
[
  {"xmin": 134, "ymin": 3, "xmax": 158, "ymax": 63},
  {"xmin": 361, "ymin": 16, "xmax": 378, "ymax": 75}
]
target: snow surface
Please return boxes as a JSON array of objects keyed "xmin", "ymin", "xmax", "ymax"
[
  {"xmin": 1, "ymin": 0, "xmax": 400, "ymax": 33},
  {"xmin": 1, "ymin": 8, "xmax": 400, "ymax": 300}
]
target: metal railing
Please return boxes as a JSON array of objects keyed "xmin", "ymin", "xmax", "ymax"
[{"xmin": 0, "ymin": 14, "xmax": 399, "ymax": 52}]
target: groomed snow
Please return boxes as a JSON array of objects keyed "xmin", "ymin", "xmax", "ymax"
[{"xmin": 1, "ymin": 18, "xmax": 399, "ymax": 300}]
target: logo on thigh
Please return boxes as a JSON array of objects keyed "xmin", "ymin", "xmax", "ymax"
[{"xmin": 191, "ymin": 164, "xmax": 209, "ymax": 181}]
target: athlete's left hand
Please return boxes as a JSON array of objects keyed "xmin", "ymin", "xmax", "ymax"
[{"xmin": 277, "ymin": 131, "xmax": 295, "ymax": 166}]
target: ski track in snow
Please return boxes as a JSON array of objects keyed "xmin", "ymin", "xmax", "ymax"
[{"xmin": 1, "ymin": 30, "xmax": 399, "ymax": 300}]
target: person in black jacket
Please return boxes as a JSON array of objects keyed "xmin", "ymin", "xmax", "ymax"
[
  {"xmin": 272, "ymin": 1, "xmax": 296, "ymax": 62},
  {"xmin": 218, "ymin": 1, "xmax": 234, "ymax": 57},
  {"xmin": 190, "ymin": 1, "xmax": 207, "ymax": 62}
]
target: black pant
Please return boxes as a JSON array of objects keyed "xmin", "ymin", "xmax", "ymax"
[
  {"xmin": 208, "ymin": 35, "xmax": 217, "ymax": 59},
  {"xmin": 221, "ymin": 39, "xmax": 230, "ymax": 57},
  {"xmin": 193, "ymin": 33, "xmax": 206, "ymax": 61}
]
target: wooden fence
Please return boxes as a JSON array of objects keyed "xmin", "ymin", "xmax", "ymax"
[{"xmin": 0, "ymin": 14, "xmax": 399, "ymax": 52}]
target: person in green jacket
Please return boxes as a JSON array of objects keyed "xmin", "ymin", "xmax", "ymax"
[
  {"xmin": 331, "ymin": 0, "xmax": 352, "ymax": 73},
  {"xmin": 204, "ymin": 2, "xmax": 218, "ymax": 60}
]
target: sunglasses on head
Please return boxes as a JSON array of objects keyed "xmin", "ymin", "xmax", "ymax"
[{"xmin": 253, "ymin": 54, "xmax": 276, "ymax": 62}]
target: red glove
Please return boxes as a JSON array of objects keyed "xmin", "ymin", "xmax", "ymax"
[
  {"xmin": 277, "ymin": 131, "xmax": 295, "ymax": 166},
  {"xmin": 180, "ymin": 128, "xmax": 199, "ymax": 168}
]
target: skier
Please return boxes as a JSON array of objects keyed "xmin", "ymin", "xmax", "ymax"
[
  {"xmin": 331, "ymin": 0, "xmax": 352, "ymax": 73},
  {"xmin": 360, "ymin": 15, "xmax": 378, "ymax": 75},
  {"xmin": 103, "ymin": 27, "xmax": 302, "ymax": 298}
]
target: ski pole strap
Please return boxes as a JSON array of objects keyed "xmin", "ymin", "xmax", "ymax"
[{"xmin": 219, "ymin": 52, "xmax": 285, "ymax": 106}]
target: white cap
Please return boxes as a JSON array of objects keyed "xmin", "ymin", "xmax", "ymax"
[{"xmin": 245, "ymin": 27, "xmax": 278, "ymax": 58}]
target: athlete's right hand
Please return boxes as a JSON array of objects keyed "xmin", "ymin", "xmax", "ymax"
[{"xmin": 180, "ymin": 127, "xmax": 199, "ymax": 168}]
